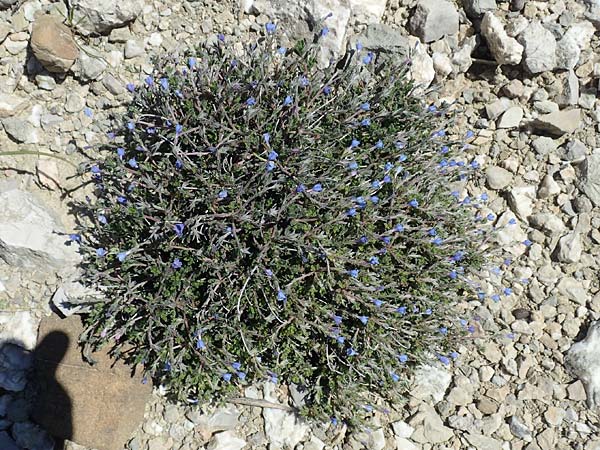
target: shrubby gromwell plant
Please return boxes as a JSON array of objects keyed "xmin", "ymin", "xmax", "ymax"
[{"xmin": 73, "ymin": 21, "xmax": 506, "ymax": 425}]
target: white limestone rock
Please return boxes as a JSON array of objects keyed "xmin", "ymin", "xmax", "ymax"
[
  {"xmin": 566, "ymin": 321, "xmax": 600, "ymax": 409},
  {"xmin": 481, "ymin": 12, "xmax": 523, "ymax": 65},
  {"xmin": 70, "ymin": 0, "xmax": 144, "ymax": 35}
]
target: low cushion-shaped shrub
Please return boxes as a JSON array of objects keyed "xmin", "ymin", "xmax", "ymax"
[{"xmin": 75, "ymin": 23, "xmax": 486, "ymax": 424}]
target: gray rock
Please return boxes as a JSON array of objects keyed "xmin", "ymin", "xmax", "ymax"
[
  {"xmin": 102, "ymin": 74, "xmax": 126, "ymax": 95},
  {"xmin": 507, "ymin": 185, "xmax": 536, "ymax": 220},
  {"xmin": 1, "ymin": 117, "xmax": 38, "ymax": 144},
  {"xmin": 510, "ymin": 0, "xmax": 524, "ymax": 11},
  {"xmin": 0, "ymin": 343, "xmax": 32, "ymax": 392},
  {"xmin": 554, "ymin": 213, "xmax": 589, "ymax": 263},
  {"xmin": 529, "ymin": 213, "xmax": 565, "ymax": 236},
  {"xmin": 65, "ymin": 93, "xmax": 86, "ymax": 113},
  {"xmin": 485, "ymin": 97, "xmax": 512, "ymax": 120},
  {"xmin": 35, "ymin": 75, "xmax": 57, "ymax": 91},
  {"xmin": 409, "ymin": 0, "xmax": 459, "ymax": 43},
  {"xmin": 532, "ymin": 137, "xmax": 557, "ymax": 156},
  {"xmin": 409, "ymin": 404, "xmax": 454, "ymax": 444},
  {"xmin": 124, "ymin": 40, "xmax": 145, "ymax": 59},
  {"xmin": 76, "ymin": 46, "xmax": 108, "ymax": 81},
  {"xmin": 0, "ymin": 432, "xmax": 20, "ymax": 450},
  {"xmin": 509, "ymin": 416, "xmax": 532, "ymax": 442},
  {"xmin": 30, "ymin": 14, "xmax": 79, "ymax": 73},
  {"xmin": 518, "ymin": 22, "xmax": 556, "ymax": 74},
  {"xmin": 565, "ymin": 139, "xmax": 588, "ymax": 162},
  {"xmin": 0, "ymin": 185, "xmax": 80, "ymax": 270},
  {"xmin": 557, "ymin": 70, "xmax": 579, "ymax": 107},
  {"xmin": 497, "ymin": 106, "xmax": 523, "ymax": 129},
  {"xmin": 262, "ymin": 382, "xmax": 307, "ymax": 449},
  {"xmin": 12, "ymin": 422, "xmax": 54, "ymax": 450},
  {"xmin": 485, "ymin": 166, "xmax": 513, "ymax": 190},
  {"xmin": 411, "ymin": 364, "xmax": 451, "ymax": 403},
  {"xmin": 532, "ymin": 109, "xmax": 581, "ymax": 136},
  {"xmin": 0, "ymin": 0, "xmax": 18, "ymax": 9},
  {"xmin": 481, "ymin": 12, "xmax": 523, "ymax": 65},
  {"xmin": 70, "ymin": 0, "xmax": 144, "ymax": 35},
  {"xmin": 462, "ymin": 0, "xmax": 496, "ymax": 19},
  {"xmin": 556, "ymin": 22, "xmax": 595, "ymax": 70},
  {"xmin": 349, "ymin": 23, "xmax": 410, "ymax": 55},
  {"xmin": 501, "ymin": 79, "xmax": 524, "ymax": 99},
  {"xmin": 451, "ymin": 35, "xmax": 478, "ymax": 73},
  {"xmin": 566, "ymin": 321, "xmax": 600, "ymax": 409},
  {"xmin": 580, "ymin": 154, "xmax": 600, "ymax": 206}
]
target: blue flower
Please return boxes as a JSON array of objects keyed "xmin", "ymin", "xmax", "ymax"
[
  {"xmin": 321, "ymin": 26, "xmax": 329, "ymax": 36},
  {"xmin": 523, "ymin": 239, "xmax": 532, "ymax": 246},
  {"xmin": 504, "ymin": 287, "xmax": 513, "ymax": 296},
  {"xmin": 375, "ymin": 140, "xmax": 383, "ymax": 149},
  {"xmin": 432, "ymin": 237, "xmax": 443, "ymax": 245},
  {"xmin": 359, "ymin": 316, "xmax": 368, "ymax": 325},
  {"xmin": 487, "ymin": 213, "xmax": 495, "ymax": 221},
  {"xmin": 358, "ymin": 236, "xmax": 368, "ymax": 244},
  {"xmin": 398, "ymin": 354, "xmax": 408, "ymax": 363},
  {"xmin": 68, "ymin": 233, "xmax": 81, "ymax": 243},
  {"xmin": 336, "ymin": 336, "xmax": 345, "ymax": 344},
  {"xmin": 218, "ymin": 33, "xmax": 225, "ymax": 42},
  {"xmin": 127, "ymin": 122, "xmax": 135, "ymax": 131},
  {"xmin": 372, "ymin": 298, "xmax": 383, "ymax": 307},
  {"xmin": 159, "ymin": 78, "xmax": 169, "ymax": 90},
  {"xmin": 83, "ymin": 107, "xmax": 93, "ymax": 118},
  {"xmin": 348, "ymin": 161, "xmax": 358, "ymax": 170},
  {"xmin": 218, "ymin": 190, "xmax": 228, "ymax": 199},
  {"xmin": 283, "ymin": 95, "xmax": 293, "ymax": 106},
  {"xmin": 126, "ymin": 83, "xmax": 135, "ymax": 92},
  {"xmin": 175, "ymin": 159, "xmax": 183, "ymax": 170},
  {"xmin": 449, "ymin": 271, "xmax": 457, "ymax": 279},
  {"xmin": 396, "ymin": 306, "xmax": 407, "ymax": 315},
  {"xmin": 369, "ymin": 256, "xmax": 379, "ymax": 265},
  {"xmin": 362, "ymin": 52, "xmax": 373, "ymax": 64},
  {"xmin": 175, "ymin": 124, "xmax": 183, "ymax": 135},
  {"xmin": 90, "ymin": 165, "xmax": 101, "ymax": 174},
  {"xmin": 116, "ymin": 147, "xmax": 125, "ymax": 159},
  {"xmin": 370, "ymin": 196, "xmax": 379, "ymax": 204},
  {"xmin": 428, "ymin": 228, "xmax": 437, "ymax": 236},
  {"xmin": 437, "ymin": 355, "xmax": 450, "ymax": 365},
  {"xmin": 384, "ymin": 162, "xmax": 393, "ymax": 171},
  {"xmin": 408, "ymin": 199, "xmax": 419, "ymax": 208},
  {"xmin": 96, "ymin": 248, "xmax": 107, "ymax": 257},
  {"xmin": 394, "ymin": 224, "xmax": 404, "ymax": 232},
  {"xmin": 471, "ymin": 161, "xmax": 479, "ymax": 169},
  {"xmin": 355, "ymin": 196, "xmax": 366, "ymax": 208},
  {"xmin": 332, "ymin": 315, "xmax": 342, "ymax": 325},
  {"xmin": 222, "ymin": 373, "xmax": 232, "ymax": 382},
  {"xmin": 322, "ymin": 85, "xmax": 332, "ymax": 95},
  {"xmin": 466, "ymin": 130, "xmax": 474, "ymax": 139},
  {"xmin": 263, "ymin": 132, "xmax": 271, "ymax": 144},
  {"xmin": 356, "ymin": 42, "xmax": 363, "ymax": 50},
  {"xmin": 117, "ymin": 251, "xmax": 128, "ymax": 262},
  {"xmin": 350, "ymin": 139, "xmax": 360, "ymax": 148},
  {"xmin": 439, "ymin": 327, "xmax": 448, "ymax": 335},
  {"xmin": 196, "ymin": 336, "xmax": 206, "ymax": 349},
  {"xmin": 117, "ymin": 196, "xmax": 126, "ymax": 204},
  {"xmin": 173, "ymin": 223, "xmax": 184, "ymax": 237},
  {"xmin": 360, "ymin": 102, "xmax": 370, "ymax": 111},
  {"xmin": 390, "ymin": 371, "xmax": 400, "ymax": 382},
  {"xmin": 237, "ymin": 371, "xmax": 246, "ymax": 380},
  {"xmin": 164, "ymin": 361, "xmax": 172, "ymax": 371},
  {"xmin": 98, "ymin": 214, "xmax": 107, "ymax": 224},
  {"xmin": 509, "ymin": 218, "xmax": 517, "ymax": 225},
  {"xmin": 477, "ymin": 292, "xmax": 486, "ymax": 300},
  {"xmin": 450, "ymin": 351, "xmax": 459, "ymax": 359},
  {"xmin": 232, "ymin": 362, "xmax": 242, "ymax": 370},
  {"xmin": 267, "ymin": 371, "xmax": 278, "ymax": 383},
  {"xmin": 348, "ymin": 269, "xmax": 359, "ymax": 278},
  {"xmin": 266, "ymin": 161, "xmax": 276, "ymax": 172},
  {"xmin": 491, "ymin": 294, "xmax": 500, "ymax": 302},
  {"xmin": 296, "ymin": 184, "xmax": 306, "ymax": 193},
  {"xmin": 265, "ymin": 22, "xmax": 276, "ymax": 34},
  {"xmin": 145, "ymin": 76, "xmax": 154, "ymax": 86},
  {"xmin": 128, "ymin": 158, "xmax": 138, "ymax": 168},
  {"xmin": 277, "ymin": 290, "xmax": 287, "ymax": 302},
  {"xmin": 372, "ymin": 180, "xmax": 381, "ymax": 189},
  {"xmin": 172, "ymin": 258, "xmax": 182, "ymax": 269},
  {"xmin": 299, "ymin": 76, "xmax": 310, "ymax": 86},
  {"xmin": 267, "ymin": 150, "xmax": 278, "ymax": 161},
  {"xmin": 452, "ymin": 251, "xmax": 464, "ymax": 262},
  {"xmin": 277, "ymin": 47, "xmax": 286, "ymax": 55},
  {"xmin": 188, "ymin": 57, "xmax": 197, "ymax": 69},
  {"xmin": 347, "ymin": 208, "xmax": 357, "ymax": 217},
  {"xmin": 246, "ymin": 97, "xmax": 256, "ymax": 106},
  {"xmin": 346, "ymin": 348, "xmax": 358, "ymax": 356},
  {"xmin": 312, "ymin": 183, "xmax": 323, "ymax": 192},
  {"xmin": 381, "ymin": 236, "xmax": 391, "ymax": 244},
  {"xmin": 480, "ymin": 192, "xmax": 489, "ymax": 201},
  {"xmin": 462, "ymin": 196, "xmax": 471, "ymax": 205},
  {"xmin": 361, "ymin": 118, "xmax": 371, "ymax": 127}
]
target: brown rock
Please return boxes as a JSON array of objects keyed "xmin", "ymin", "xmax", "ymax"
[
  {"xmin": 30, "ymin": 15, "xmax": 78, "ymax": 73},
  {"xmin": 32, "ymin": 314, "xmax": 151, "ymax": 450}
]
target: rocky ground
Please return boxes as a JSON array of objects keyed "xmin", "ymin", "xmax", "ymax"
[{"xmin": 0, "ymin": 0, "xmax": 600, "ymax": 449}]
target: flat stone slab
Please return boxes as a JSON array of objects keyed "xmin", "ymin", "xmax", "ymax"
[{"xmin": 32, "ymin": 314, "xmax": 152, "ymax": 450}]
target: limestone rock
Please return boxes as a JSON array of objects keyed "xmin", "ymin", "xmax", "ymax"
[
  {"xmin": 485, "ymin": 166, "xmax": 513, "ymax": 190},
  {"xmin": 481, "ymin": 12, "xmax": 523, "ymax": 65},
  {"xmin": 566, "ymin": 321, "xmax": 600, "ymax": 409},
  {"xmin": 0, "ymin": 94, "xmax": 28, "ymax": 119},
  {"xmin": 409, "ymin": 0, "xmax": 459, "ymax": 43},
  {"xmin": 349, "ymin": 0, "xmax": 387, "ymax": 24},
  {"xmin": 409, "ymin": 404, "xmax": 454, "ymax": 444},
  {"xmin": 207, "ymin": 431, "xmax": 246, "ymax": 450},
  {"xmin": 465, "ymin": 433, "xmax": 502, "ymax": 450},
  {"xmin": 30, "ymin": 15, "xmax": 78, "ymax": 73},
  {"xmin": 532, "ymin": 109, "xmax": 581, "ymax": 136},
  {"xmin": 411, "ymin": 364, "xmax": 451, "ymax": 403},
  {"xmin": 507, "ymin": 185, "xmax": 536, "ymax": 220},
  {"xmin": 580, "ymin": 154, "xmax": 600, "ymax": 206},
  {"xmin": 262, "ymin": 382, "xmax": 308, "ymax": 449},
  {"xmin": 51, "ymin": 278, "xmax": 105, "ymax": 317},
  {"xmin": 70, "ymin": 0, "xmax": 144, "ymax": 35},
  {"xmin": 497, "ymin": 106, "xmax": 523, "ymax": 129},
  {"xmin": 0, "ymin": 311, "xmax": 37, "ymax": 350},
  {"xmin": 32, "ymin": 314, "xmax": 152, "ymax": 450},
  {"xmin": 518, "ymin": 21, "xmax": 556, "ymax": 74},
  {"xmin": 349, "ymin": 23, "xmax": 410, "ymax": 55},
  {"xmin": 1, "ymin": 117, "xmax": 39, "ymax": 144},
  {"xmin": 409, "ymin": 40, "xmax": 435, "ymax": 88},
  {"xmin": 0, "ymin": 185, "xmax": 79, "ymax": 270}
]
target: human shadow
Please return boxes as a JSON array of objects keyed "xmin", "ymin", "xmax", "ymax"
[{"xmin": 30, "ymin": 331, "xmax": 73, "ymax": 450}]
